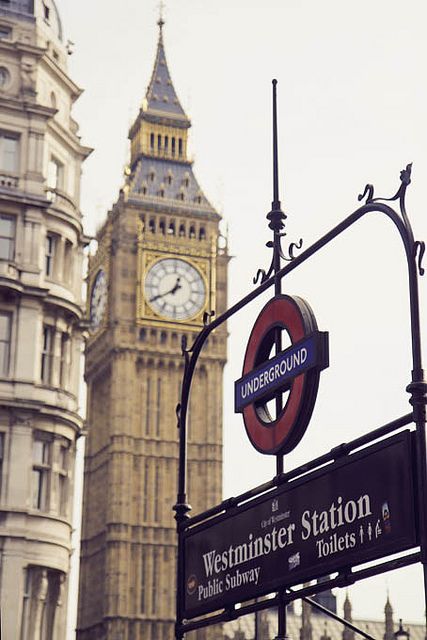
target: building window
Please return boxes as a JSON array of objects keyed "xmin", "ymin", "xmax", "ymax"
[
  {"xmin": 64, "ymin": 240, "xmax": 72, "ymax": 285},
  {"xmin": 143, "ymin": 459, "xmax": 149, "ymax": 520},
  {"xmin": 151, "ymin": 548, "xmax": 157, "ymax": 613},
  {"xmin": 41, "ymin": 325, "xmax": 54, "ymax": 384},
  {"xmin": 157, "ymin": 134, "xmax": 161, "ymax": 151},
  {"xmin": 145, "ymin": 377, "xmax": 151, "ymax": 435},
  {"xmin": 0, "ymin": 213, "xmax": 15, "ymax": 260},
  {"xmin": 153, "ymin": 464, "xmax": 160, "ymax": 521},
  {"xmin": 0, "ymin": 432, "xmax": 4, "ymax": 499},
  {"xmin": 140, "ymin": 550, "xmax": 146, "ymax": 612},
  {"xmin": 156, "ymin": 377, "xmax": 162, "ymax": 436},
  {"xmin": 47, "ymin": 157, "xmax": 63, "ymax": 191},
  {"xmin": 150, "ymin": 133, "xmax": 154, "ymax": 150},
  {"xmin": 59, "ymin": 332, "xmax": 70, "ymax": 389},
  {"xmin": 0, "ymin": 311, "xmax": 11, "ymax": 376},
  {"xmin": 58, "ymin": 441, "xmax": 69, "ymax": 516},
  {"xmin": 45, "ymin": 233, "xmax": 56, "ymax": 276},
  {"xmin": 178, "ymin": 138, "xmax": 183, "ymax": 157},
  {"xmin": 0, "ymin": 132, "xmax": 19, "ymax": 173},
  {"xmin": 20, "ymin": 567, "xmax": 63, "ymax": 640},
  {"xmin": 0, "ymin": 26, "xmax": 11, "ymax": 40},
  {"xmin": 171, "ymin": 137, "xmax": 176, "ymax": 156},
  {"xmin": 32, "ymin": 437, "xmax": 51, "ymax": 510}
]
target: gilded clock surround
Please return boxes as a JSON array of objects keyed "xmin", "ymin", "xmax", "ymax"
[{"xmin": 138, "ymin": 251, "xmax": 212, "ymax": 329}]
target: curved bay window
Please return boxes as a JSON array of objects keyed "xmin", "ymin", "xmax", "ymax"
[{"xmin": 20, "ymin": 566, "xmax": 65, "ymax": 640}]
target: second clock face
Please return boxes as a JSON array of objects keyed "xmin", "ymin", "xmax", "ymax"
[
  {"xmin": 144, "ymin": 258, "xmax": 206, "ymax": 321},
  {"xmin": 90, "ymin": 269, "xmax": 108, "ymax": 330}
]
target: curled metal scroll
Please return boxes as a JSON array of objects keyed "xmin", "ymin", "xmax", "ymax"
[
  {"xmin": 253, "ymin": 235, "xmax": 304, "ymax": 285},
  {"xmin": 358, "ymin": 164, "xmax": 424, "ymax": 277}
]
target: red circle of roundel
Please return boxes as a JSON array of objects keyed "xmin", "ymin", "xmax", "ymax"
[{"xmin": 242, "ymin": 294, "xmax": 321, "ymax": 455}]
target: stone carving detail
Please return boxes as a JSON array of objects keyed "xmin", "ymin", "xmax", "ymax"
[{"xmin": 20, "ymin": 59, "xmax": 37, "ymax": 98}]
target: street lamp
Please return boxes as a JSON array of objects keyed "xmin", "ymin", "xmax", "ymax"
[{"xmin": 394, "ymin": 619, "xmax": 410, "ymax": 639}]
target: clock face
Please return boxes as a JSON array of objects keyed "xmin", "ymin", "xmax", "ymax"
[
  {"xmin": 144, "ymin": 258, "xmax": 206, "ymax": 321},
  {"xmin": 90, "ymin": 269, "xmax": 108, "ymax": 330}
]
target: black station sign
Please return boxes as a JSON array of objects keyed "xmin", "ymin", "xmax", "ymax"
[
  {"xmin": 235, "ymin": 295, "xmax": 329, "ymax": 455},
  {"xmin": 183, "ymin": 431, "xmax": 417, "ymax": 619}
]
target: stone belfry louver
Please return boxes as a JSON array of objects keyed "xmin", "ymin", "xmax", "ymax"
[{"xmin": 77, "ymin": 16, "xmax": 228, "ymax": 640}]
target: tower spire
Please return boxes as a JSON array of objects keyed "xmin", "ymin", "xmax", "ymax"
[{"xmin": 141, "ymin": 12, "xmax": 189, "ymax": 124}]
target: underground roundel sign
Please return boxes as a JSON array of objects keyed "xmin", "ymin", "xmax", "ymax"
[{"xmin": 235, "ymin": 295, "xmax": 329, "ymax": 455}]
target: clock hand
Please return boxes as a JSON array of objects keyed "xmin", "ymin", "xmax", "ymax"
[
  {"xmin": 149, "ymin": 291, "xmax": 167, "ymax": 302},
  {"xmin": 149, "ymin": 278, "xmax": 182, "ymax": 302},
  {"xmin": 169, "ymin": 277, "xmax": 182, "ymax": 295}
]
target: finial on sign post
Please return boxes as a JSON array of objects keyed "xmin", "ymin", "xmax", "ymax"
[
  {"xmin": 267, "ymin": 79, "xmax": 286, "ymax": 237},
  {"xmin": 254, "ymin": 79, "xmax": 305, "ymax": 287},
  {"xmin": 272, "ymin": 79, "xmax": 280, "ymax": 209}
]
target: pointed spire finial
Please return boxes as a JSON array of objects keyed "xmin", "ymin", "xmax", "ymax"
[{"xmin": 158, "ymin": 0, "xmax": 165, "ymax": 33}]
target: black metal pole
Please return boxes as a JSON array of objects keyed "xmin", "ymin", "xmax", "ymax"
[
  {"xmin": 269, "ymin": 79, "xmax": 285, "ymax": 477},
  {"xmin": 405, "ymin": 257, "xmax": 427, "ymax": 625},
  {"xmin": 174, "ymin": 341, "xmax": 192, "ymax": 640},
  {"xmin": 269, "ymin": 79, "xmax": 289, "ymax": 639},
  {"xmin": 275, "ymin": 591, "xmax": 289, "ymax": 640},
  {"xmin": 390, "ymin": 171, "xmax": 427, "ymax": 626}
]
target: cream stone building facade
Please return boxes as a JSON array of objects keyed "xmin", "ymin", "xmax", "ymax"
[
  {"xmin": 77, "ymin": 18, "xmax": 228, "ymax": 640},
  {"xmin": 0, "ymin": 1, "xmax": 90, "ymax": 637}
]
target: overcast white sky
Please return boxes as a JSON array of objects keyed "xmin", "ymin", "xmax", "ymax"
[{"xmin": 56, "ymin": 0, "xmax": 427, "ymax": 632}]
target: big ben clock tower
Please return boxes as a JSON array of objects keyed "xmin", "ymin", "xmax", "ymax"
[{"xmin": 77, "ymin": 18, "xmax": 228, "ymax": 640}]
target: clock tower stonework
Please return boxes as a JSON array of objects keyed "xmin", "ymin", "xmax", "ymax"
[{"xmin": 77, "ymin": 20, "xmax": 228, "ymax": 640}]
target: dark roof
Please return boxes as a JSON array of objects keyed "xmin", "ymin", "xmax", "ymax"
[
  {"xmin": 127, "ymin": 156, "xmax": 217, "ymax": 216},
  {"xmin": 144, "ymin": 20, "xmax": 189, "ymax": 125}
]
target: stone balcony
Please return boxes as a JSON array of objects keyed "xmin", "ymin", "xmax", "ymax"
[
  {"xmin": 0, "ymin": 259, "xmax": 22, "ymax": 293},
  {"xmin": 0, "ymin": 173, "xmax": 19, "ymax": 189},
  {"xmin": 46, "ymin": 187, "xmax": 80, "ymax": 219}
]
